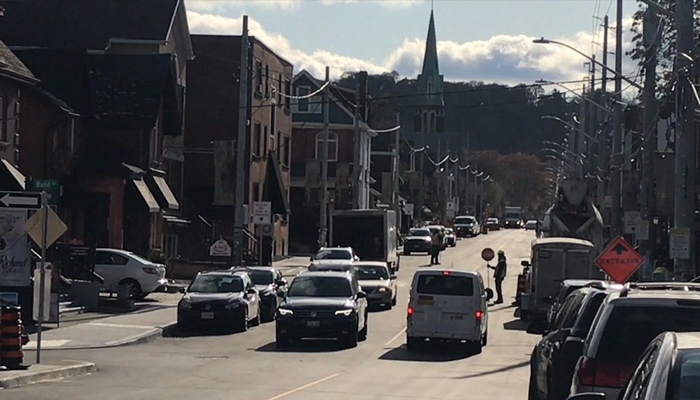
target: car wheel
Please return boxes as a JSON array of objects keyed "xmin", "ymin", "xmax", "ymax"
[
  {"xmin": 276, "ymin": 330, "xmax": 290, "ymax": 348},
  {"xmin": 235, "ymin": 310, "xmax": 248, "ymax": 332},
  {"xmin": 403, "ymin": 250, "xmax": 410, "ymax": 255},
  {"xmin": 344, "ymin": 330, "xmax": 359, "ymax": 348},
  {"xmin": 406, "ymin": 336, "xmax": 419, "ymax": 352},
  {"xmin": 482, "ymin": 330, "xmax": 488, "ymax": 346},
  {"xmin": 470, "ymin": 340, "xmax": 483, "ymax": 355},
  {"xmin": 391, "ymin": 294, "xmax": 397, "ymax": 306},
  {"xmin": 266, "ymin": 302, "xmax": 277, "ymax": 322},
  {"xmin": 527, "ymin": 364, "xmax": 540, "ymax": 400},
  {"xmin": 119, "ymin": 279, "xmax": 142, "ymax": 299},
  {"xmin": 358, "ymin": 314, "xmax": 368, "ymax": 341},
  {"xmin": 251, "ymin": 307, "xmax": 261, "ymax": 326}
]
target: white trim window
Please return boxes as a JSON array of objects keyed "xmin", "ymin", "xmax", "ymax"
[
  {"xmin": 296, "ymin": 86, "xmax": 310, "ymax": 112},
  {"xmin": 315, "ymin": 132, "xmax": 338, "ymax": 162}
]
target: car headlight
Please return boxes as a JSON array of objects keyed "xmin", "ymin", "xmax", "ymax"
[
  {"xmin": 335, "ymin": 309, "xmax": 354, "ymax": 316},
  {"xmin": 278, "ymin": 308, "xmax": 294, "ymax": 316},
  {"xmin": 225, "ymin": 302, "xmax": 240, "ymax": 310},
  {"xmin": 378, "ymin": 287, "xmax": 387, "ymax": 292},
  {"xmin": 424, "ymin": 237, "xmax": 431, "ymax": 242},
  {"xmin": 179, "ymin": 300, "xmax": 192, "ymax": 310}
]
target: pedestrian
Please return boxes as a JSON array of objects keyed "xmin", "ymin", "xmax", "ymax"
[
  {"xmin": 488, "ymin": 250, "xmax": 507, "ymax": 304},
  {"xmin": 429, "ymin": 229, "xmax": 442, "ymax": 265}
]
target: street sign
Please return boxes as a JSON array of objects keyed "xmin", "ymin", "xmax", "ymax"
[
  {"xmin": 256, "ymin": 224, "xmax": 274, "ymax": 237},
  {"xmin": 595, "ymin": 236, "xmax": 643, "ymax": 284},
  {"xmin": 29, "ymin": 180, "xmax": 60, "ymax": 206},
  {"xmin": 0, "ymin": 191, "xmax": 41, "ymax": 208},
  {"xmin": 624, "ymin": 211, "xmax": 641, "ymax": 234},
  {"xmin": 404, "ymin": 203, "xmax": 414, "ymax": 216},
  {"xmin": 252, "ymin": 201, "xmax": 272, "ymax": 225},
  {"xmin": 481, "ymin": 247, "xmax": 495, "ymax": 262},
  {"xmin": 23, "ymin": 206, "xmax": 68, "ymax": 248},
  {"xmin": 670, "ymin": 228, "xmax": 691, "ymax": 259},
  {"xmin": 210, "ymin": 238, "xmax": 232, "ymax": 257}
]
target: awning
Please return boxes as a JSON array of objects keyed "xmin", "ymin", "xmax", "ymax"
[
  {"xmin": 0, "ymin": 159, "xmax": 26, "ymax": 191},
  {"xmin": 163, "ymin": 215, "xmax": 190, "ymax": 225},
  {"xmin": 370, "ymin": 188, "xmax": 382, "ymax": 198},
  {"xmin": 152, "ymin": 176, "xmax": 179, "ymax": 210},
  {"xmin": 265, "ymin": 152, "xmax": 291, "ymax": 215},
  {"xmin": 132, "ymin": 179, "xmax": 160, "ymax": 213}
]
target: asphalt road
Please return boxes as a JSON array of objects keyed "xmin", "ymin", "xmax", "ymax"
[{"xmin": 6, "ymin": 229, "xmax": 540, "ymax": 400}]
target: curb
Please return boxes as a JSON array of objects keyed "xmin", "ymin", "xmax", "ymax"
[
  {"xmin": 24, "ymin": 322, "xmax": 177, "ymax": 351},
  {"xmin": 0, "ymin": 361, "xmax": 97, "ymax": 389}
]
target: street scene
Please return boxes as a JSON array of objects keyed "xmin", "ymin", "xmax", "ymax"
[{"xmin": 0, "ymin": 0, "xmax": 699, "ymax": 400}]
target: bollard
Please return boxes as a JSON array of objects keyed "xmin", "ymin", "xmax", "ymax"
[{"xmin": 0, "ymin": 306, "xmax": 26, "ymax": 370}]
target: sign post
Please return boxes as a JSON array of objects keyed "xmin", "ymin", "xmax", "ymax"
[
  {"xmin": 594, "ymin": 236, "xmax": 644, "ymax": 284},
  {"xmin": 37, "ymin": 191, "xmax": 48, "ymax": 363},
  {"xmin": 481, "ymin": 247, "xmax": 495, "ymax": 288},
  {"xmin": 253, "ymin": 201, "xmax": 271, "ymax": 266}
]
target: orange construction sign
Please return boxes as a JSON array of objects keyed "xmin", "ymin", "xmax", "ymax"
[{"xmin": 594, "ymin": 236, "xmax": 643, "ymax": 284}]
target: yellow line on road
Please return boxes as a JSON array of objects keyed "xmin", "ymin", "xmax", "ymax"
[
  {"xmin": 266, "ymin": 373, "xmax": 340, "ymax": 400},
  {"xmin": 385, "ymin": 328, "xmax": 406, "ymax": 347}
]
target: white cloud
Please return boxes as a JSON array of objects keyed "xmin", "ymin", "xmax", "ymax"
[
  {"xmin": 186, "ymin": 12, "xmax": 642, "ymax": 92},
  {"xmin": 321, "ymin": 0, "xmax": 423, "ymax": 7},
  {"xmin": 186, "ymin": 0, "xmax": 423, "ymax": 11}
]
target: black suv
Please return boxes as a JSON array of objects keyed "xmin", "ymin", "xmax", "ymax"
[
  {"xmin": 528, "ymin": 284, "xmax": 621, "ymax": 400},
  {"xmin": 275, "ymin": 271, "xmax": 368, "ymax": 348}
]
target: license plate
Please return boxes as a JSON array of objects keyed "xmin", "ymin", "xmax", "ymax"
[
  {"xmin": 201, "ymin": 312, "xmax": 214, "ymax": 320},
  {"xmin": 418, "ymin": 299, "xmax": 434, "ymax": 305},
  {"xmin": 306, "ymin": 320, "xmax": 320, "ymax": 328},
  {"xmin": 446, "ymin": 314, "xmax": 464, "ymax": 320}
]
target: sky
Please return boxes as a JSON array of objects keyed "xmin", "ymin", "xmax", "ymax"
[{"xmin": 185, "ymin": 0, "xmax": 645, "ymax": 93}]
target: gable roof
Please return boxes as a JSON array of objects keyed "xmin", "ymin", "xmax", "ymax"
[
  {"xmin": 0, "ymin": 39, "xmax": 37, "ymax": 84},
  {"xmin": 292, "ymin": 69, "xmax": 360, "ymax": 123},
  {"xmin": 0, "ymin": 0, "xmax": 180, "ymax": 50}
]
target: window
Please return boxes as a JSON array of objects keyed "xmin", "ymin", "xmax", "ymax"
[
  {"xmin": 284, "ymin": 80, "xmax": 291, "ymax": 110},
  {"xmin": 150, "ymin": 125, "xmax": 161, "ymax": 164},
  {"xmin": 255, "ymin": 59, "xmax": 263, "ymax": 93},
  {"xmin": 263, "ymin": 125, "xmax": 268, "ymax": 155},
  {"xmin": 252, "ymin": 182, "xmax": 260, "ymax": 201},
  {"xmin": 265, "ymin": 65, "xmax": 270, "ymax": 97},
  {"xmin": 95, "ymin": 252, "xmax": 129, "ymax": 265},
  {"xmin": 297, "ymin": 86, "xmax": 310, "ymax": 112},
  {"xmin": 0, "ymin": 94, "xmax": 6, "ymax": 142},
  {"xmin": 150, "ymin": 213, "xmax": 158, "ymax": 248},
  {"xmin": 253, "ymin": 123, "xmax": 262, "ymax": 156},
  {"xmin": 287, "ymin": 276, "xmax": 353, "ymax": 298},
  {"xmin": 416, "ymin": 275, "xmax": 474, "ymax": 296},
  {"xmin": 163, "ymin": 234, "xmax": 178, "ymax": 260},
  {"xmin": 429, "ymin": 112, "xmax": 436, "ymax": 133},
  {"xmin": 270, "ymin": 130, "xmax": 276, "ymax": 157},
  {"xmin": 315, "ymin": 132, "xmax": 338, "ymax": 162},
  {"xmin": 283, "ymin": 136, "xmax": 291, "ymax": 166},
  {"xmin": 427, "ymin": 81, "xmax": 432, "ymax": 94},
  {"xmin": 421, "ymin": 111, "xmax": 427, "ymax": 133},
  {"xmin": 277, "ymin": 75, "xmax": 283, "ymax": 105}
]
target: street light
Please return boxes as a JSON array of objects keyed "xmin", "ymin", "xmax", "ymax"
[
  {"xmin": 532, "ymin": 38, "xmax": 643, "ymax": 90},
  {"xmin": 541, "ymin": 115, "xmax": 599, "ymax": 143},
  {"xmin": 535, "ymin": 79, "xmax": 611, "ymax": 114},
  {"xmin": 542, "ymin": 141, "xmax": 587, "ymax": 160}
]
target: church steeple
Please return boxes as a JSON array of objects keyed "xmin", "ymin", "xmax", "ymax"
[
  {"xmin": 421, "ymin": 9, "xmax": 440, "ymax": 78},
  {"xmin": 413, "ymin": 6, "xmax": 445, "ymax": 134}
]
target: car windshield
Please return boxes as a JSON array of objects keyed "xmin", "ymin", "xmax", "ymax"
[
  {"xmin": 248, "ymin": 270, "xmax": 274, "ymax": 285},
  {"xmin": 287, "ymin": 276, "xmax": 353, "ymax": 297},
  {"xmin": 315, "ymin": 249, "xmax": 352, "ymax": 260},
  {"xmin": 355, "ymin": 265, "xmax": 389, "ymax": 281},
  {"xmin": 416, "ymin": 275, "xmax": 474, "ymax": 296},
  {"xmin": 409, "ymin": 229, "xmax": 430, "ymax": 237},
  {"xmin": 597, "ymin": 305, "xmax": 700, "ymax": 363},
  {"xmin": 505, "ymin": 213, "xmax": 519, "ymax": 219},
  {"xmin": 454, "ymin": 217, "xmax": 475, "ymax": 224},
  {"xmin": 188, "ymin": 275, "xmax": 244, "ymax": 294},
  {"xmin": 446, "ymin": 229, "xmax": 454, "ymax": 234},
  {"xmin": 677, "ymin": 351, "xmax": 700, "ymax": 400},
  {"xmin": 487, "ymin": 219, "xmax": 498, "ymax": 223}
]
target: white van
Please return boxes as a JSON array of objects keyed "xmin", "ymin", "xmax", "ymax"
[{"xmin": 406, "ymin": 268, "xmax": 492, "ymax": 353}]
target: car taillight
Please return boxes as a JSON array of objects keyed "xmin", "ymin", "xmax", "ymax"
[
  {"xmin": 475, "ymin": 310, "xmax": 483, "ymax": 322},
  {"xmin": 407, "ymin": 306, "xmax": 414, "ymax": 315},
  {"xmin": 577, "ymin": 357, "xmax": 632, "ymax": 388},
  {"xmin": 142, "ymin": 267, "xmax": 158, "ymax": 275}
]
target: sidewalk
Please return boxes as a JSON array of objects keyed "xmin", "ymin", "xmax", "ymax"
[
  {"xmin": 0, "ymin": 361, "xmax": 96, "ymax": 389},
  {"xmin": 23, "ymin": 304, "xmax": 177, "ymax": 351}
]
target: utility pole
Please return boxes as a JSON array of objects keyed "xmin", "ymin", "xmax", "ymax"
[
  {"xmin": 352, "ymin": 79, "xmax": 361, "ymax": 209},
  {"xmin": 589, "ymin": 55, "xmax": 597, "ymax": 178},
  {"xmin": 352, "ymin": 71, "xmax": 368, "ymax": 209},
  {"xmin": 611, "ymin": 0, "xmax": 624, "ymax": 237},
  {"xmin": 233, "ymin": 15, "xmax": 249, "ymax": 266},
  {"xmin": 597, "ymin": 15, "xmax": 609, "ymax": 209},
  {"xmin": 673, "ymin": 0, "xmax": 696, "ymax": 280},
  {"xmin": 640, "ymin": 7, "xmax": 659, "ymax": 280},
  {"xmin": 319, "ymin": 66, "xmax": 330, "ymax": 248},
  {"xmin": 393, "ymin": 113, "xmax": 401, "ymax": 231}
]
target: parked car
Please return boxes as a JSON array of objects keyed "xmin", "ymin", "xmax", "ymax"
[
  {"xmin": 233, "ymin": 266, "xmax": 287, "ymax": 322},
  {"xmin": 444, "ymin": 228, "xmax": 457, "ymax": 247},
  {"xmin": 94, "ymin": 248, "xmax": 168, "ymax": 299},
  {"xmin": 309, "ymin": 246, "xmax": 358, "ymax": 269},
  {"xmin": 275, "ymin": 270, "xmax": 368, "ymax": 348},
  {"xmin": 426, "ymin": 225, "xmax": 448, "ymax": 250},
  {"xmin": 354, "ymin": 261, "xmax": 398, "ymax": 310},
  {"xmin": 527, "ymin": 284, "xmax": 622, "ymax": 400},
  {"xmin": 403, "ymin": 228, "xmax": 433, "ymax": 255},
  {"xmin": 545, "ymin": 280, "xmax": 613, "ymax": 329},
  {"xmin": 525, "ymin": 220, "xmax": 538, "ymax": 230},
  {"xmin": 486, "ymin": 218, "xmax": 500, "ymax": 231},
  {"xmin": 406, "ymin": 268, "xmax": 491, "ymax": 354},
  {"xmin": 453, "ymin": 215, "xmax": 480, "ymax": 237},
  {"xmin": 177, "ymin": 270, "xmax": 261, "ymax": 332},
  {"xmin": 570, "ymin": 282, "xmax": 700, "ymax": 400}
]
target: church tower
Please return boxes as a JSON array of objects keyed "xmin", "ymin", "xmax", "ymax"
[{"xmin": 413, "ymin": 9, "xmax": 445, "ymax": 134}]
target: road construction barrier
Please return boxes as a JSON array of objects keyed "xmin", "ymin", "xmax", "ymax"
[{"xmin": 1, "ymin": 306, "xmax": 25, "ymax": 369}]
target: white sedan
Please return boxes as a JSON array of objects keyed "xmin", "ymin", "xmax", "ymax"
[{"xmin": 94, "ymin": 248, "xmax": 168, "ymax": 299}]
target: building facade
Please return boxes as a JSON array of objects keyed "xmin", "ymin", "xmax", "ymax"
[{"xmin": 184, "ymin": 35, "xmax": 292, "ymax": 263}]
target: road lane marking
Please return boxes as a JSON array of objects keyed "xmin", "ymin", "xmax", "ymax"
[
  {"xmin": 385, "ymin": 328, "xmax": 406, "ymax": 347},
  {"xmin": 87, "ymin": 322, "xmax": 155, "ymax": 329},
  {"xmin": 266, "ymin": 373, "xmax": 340, "ymax": 400}
]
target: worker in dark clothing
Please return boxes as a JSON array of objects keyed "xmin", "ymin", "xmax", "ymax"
[
  {"xmin": 488, "ymin": 250, "xmax": 507, "ymax": 304},
  {"xmin": 429, "ymin": 228, "xmax": 444, "ymax": 265}
]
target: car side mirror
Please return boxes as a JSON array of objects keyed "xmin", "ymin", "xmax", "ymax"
[
  {"xmin": 543, "ymin": 296, "xmax": 554, "ymax": 305},
  {"xmin": 247, "ymin": 288, "xmax": 257, "ymax": 295},
  {"xmin": 354, "ymin": 256, "xmax": 360, "ymax": 262},
  {"xmin": 390, "ymin": 275, "xmax": 397, "ymax": 280},
  {"xmin": 276, "ymin": 288, "xmax": 286, "ymax": 298},
  {"xmin": 521, "ymin": 260, "xmax": 531, "ymax": 267},
  {"xmin": 526, "ymin": 321, "xmax": 548, "ymax": 336},
  {"xmin": 310, "ymin": 257, "xmax": 314, "ymax": 261},
  {"xmin": 276, "ymin": 278, "xmax": 287, "ymax": 286},
  {"xmin": 357, "ymin": 291, "xmax": 367, "ymax": 299},
  {"xmin": 563, "ymin": 336, "xmax": 585, "ymax": 361},
  {"xmin": 485, "ymin": 288, "xmax": 494, "ymax": 301},
  {"xmin": 565, "ymin": 394, "xmax": 605, "ymax": 400}
]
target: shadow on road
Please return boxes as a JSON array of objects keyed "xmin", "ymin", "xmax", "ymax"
[
  {"xmin": 161, "ymin": 325, "xmax": 237, "ymax": 338},
  {"xmin": 255, "ymin": 340, "xmax": 346, "ymax": 353},
  {"xmin": 453, "ymin": 360, "xmax": 530, "ymax": 379},
  {"xmin": 379, "ymin": 343, "xmax": 475, "ymax": 362},
  {"xmin": 503, "ymin": 319, "xmax": 529, "ymax": 331}
]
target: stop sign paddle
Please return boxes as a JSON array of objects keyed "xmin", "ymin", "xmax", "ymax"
[{"xmin": 481, "ymin": 248, "xmax": 495, "ymax": 262}]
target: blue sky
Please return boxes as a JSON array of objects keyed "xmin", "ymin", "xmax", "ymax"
[{"xmin": 185, "ymin": 0, "xmax": 644, "ymax": 91}]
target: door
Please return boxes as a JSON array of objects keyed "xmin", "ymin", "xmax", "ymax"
[
  {"xmin": 93, "ymin": 251, "xmax": 128, "ymax": 289},
  {"xmin": 412, "ymin": 272, "xmax": 478, "ymax": 336}
]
